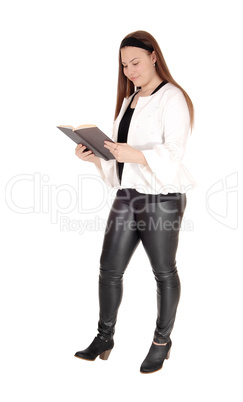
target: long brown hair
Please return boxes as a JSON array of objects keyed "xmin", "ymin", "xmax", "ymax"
[{"xmin": 114, "ymin": 30, "xmax": 194, "ymax": 129}]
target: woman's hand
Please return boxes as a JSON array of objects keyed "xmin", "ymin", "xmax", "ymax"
[
  {"xmin": 75, "ymin": 144, "xmax": 101, "ymax": 167},
  {"xmin": 104, "ymin": 141, "xmax": 148, "ymax": 165}
]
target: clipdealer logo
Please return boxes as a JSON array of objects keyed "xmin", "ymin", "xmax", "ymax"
[
  {"xmin": 5, "ymin": 172, "xmax": 195, "ymax": 234},
  {"xmin": 5, "ymin": 172, "xmax": 113, "ymax": 224},
  {"xmin": 206, "ymin": 172, "xmax": 238, "ymax": 229}
]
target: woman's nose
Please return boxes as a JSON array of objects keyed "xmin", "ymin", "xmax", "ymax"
[{"xmin": 128, "ymin": 65, "xmax": 135, "ymax": 76}]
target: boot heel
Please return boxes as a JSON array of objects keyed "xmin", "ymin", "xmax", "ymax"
[
  {"xmin": 166, "ymin": 348, "xmax": 171, "ymax": 360},
  {"xmin": 99, "ymin": 349, "xmax": 112, "ymax": 360}
]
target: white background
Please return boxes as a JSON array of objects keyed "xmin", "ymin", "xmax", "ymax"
[{"xmin": 1, "ymin": 0, "xmax": 242, "ymax": 400}]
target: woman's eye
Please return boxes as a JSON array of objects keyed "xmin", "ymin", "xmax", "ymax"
[{"xmin": 133, "ymin": 63, "xmax": 139, "ymax": 66}]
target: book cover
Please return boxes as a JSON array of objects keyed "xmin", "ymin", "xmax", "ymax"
[{"xmin": 57, "ymin": 124, "xmax": 115, "ymax": 161}]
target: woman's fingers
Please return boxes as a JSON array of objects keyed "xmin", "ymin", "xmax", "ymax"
[
  {"xmin": 75, "ymin": 144, "xmax": 90, "ymax": 152},
  {"xmin": 75, "ymin": 144, "xmax": 85, "ymax": 152},
  {"xmin": 104, "ymin": 141, "xmax": 118, "ymax": 154},
  {"xmin": 75, "ymin": 144, "xmax": 94, "ymax": 160},
  {"xmin": 75, "ymin": 145, "xmax": 88, "ymax": 154}
]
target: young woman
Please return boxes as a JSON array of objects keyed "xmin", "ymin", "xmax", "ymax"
[{"xmin": 74, "ymin": 30, "xmax": 196, "ymax": 373}]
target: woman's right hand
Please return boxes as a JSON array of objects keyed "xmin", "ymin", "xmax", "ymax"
[{"xmin": 75, "ymin": 144, "xmax": 101, "ymax": 167}]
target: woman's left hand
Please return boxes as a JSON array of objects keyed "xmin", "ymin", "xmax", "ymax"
[{"xmin": 104, "ymin": 141, "xmax": 148, "ymax": 165}]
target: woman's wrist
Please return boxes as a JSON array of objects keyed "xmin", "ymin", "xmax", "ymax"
[
  {"xmin": 93, "ymin": 156, "xmax": 101, "ymax": 168},
  {"xmin": 137, "ymin": 151, "xmax": 148, "ymax": 166}
]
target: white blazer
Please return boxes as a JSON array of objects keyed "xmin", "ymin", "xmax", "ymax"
[{"xmin": 96, "ymin": 83, "xmax": 196, "ymax": 194}]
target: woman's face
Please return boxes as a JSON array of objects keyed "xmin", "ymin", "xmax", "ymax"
[{"xmin": 121, "ymin": 46, "xmax": 157, "ymax": 88}]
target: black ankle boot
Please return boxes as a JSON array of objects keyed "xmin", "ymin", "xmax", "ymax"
[
  {"xmin": 74, "ymin": 336, "xmax": 114, "ymax": 361},
  {"xmin": 140, "ymin": 339, "xmax": 172, "ymax": 373}
]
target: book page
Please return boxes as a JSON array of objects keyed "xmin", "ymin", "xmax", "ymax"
[
  {"xmin": 57, "ymin": 125, "xmax": 75, "ymax": 130},
  {"xmin": 74, "ymin": 124, "xmax": 96, "ymax": 130}
]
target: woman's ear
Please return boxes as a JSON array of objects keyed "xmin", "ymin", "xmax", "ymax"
[{"xmin": 151, "ymin": 51, "xmax": 157, "ymax": 64}]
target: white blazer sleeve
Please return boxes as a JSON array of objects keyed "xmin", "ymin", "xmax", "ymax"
[
  {"xmin": 138, "ymin": 91, "xmax": 191, "ymax": 190},
  {"xmin": 94, "ymin": 158, "xmax": 116, "ymax": 188},
  {"xmin": 94, "ymin": 122, "xmax": 118, "ymax": 188}
]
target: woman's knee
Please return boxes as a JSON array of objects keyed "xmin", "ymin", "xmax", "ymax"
[
  {"xmin": 153, "ymin": 267, "xmax": 181, "ymax": 289},
  {"xmin": 99, "ymin": 268, "xmax": 123, "ymax": 287}
]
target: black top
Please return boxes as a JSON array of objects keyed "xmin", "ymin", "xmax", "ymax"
[{"xmin": 117, "ymin": 81, "xmax": 168, "ymax": 183}]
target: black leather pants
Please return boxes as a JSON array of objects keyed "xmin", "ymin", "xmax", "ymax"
[{"xmin": 98, "ymin": 189, "xmax": 186, "ymax": 344}]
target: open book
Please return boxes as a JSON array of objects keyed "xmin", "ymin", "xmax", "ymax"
[{"xmin": 57, "ymin": 124, "xmax": 115, "ymax": 161}]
